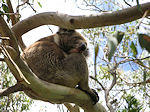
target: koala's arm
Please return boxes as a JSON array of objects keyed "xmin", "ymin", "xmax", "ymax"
[{"xmin": 61, "ymin": 53, "xmax": 99, "ymax": 104}]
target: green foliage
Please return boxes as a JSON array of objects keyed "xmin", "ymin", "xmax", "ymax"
[
  {"xmin": 107, "ymin": 31, "xmax": 124, "ymax": 61},
  {"xmin": 37, "ymin": 1, "xmax": 42, "ymax": 8},
  {"xmin": 0, "ymin": 62, "xmax": 33, "ymax": 112},
  {"xmin": 0, "ymin": 2, "xmax": 10, "ymax": 22},
  {"xmin": 138, "ymin": 34, "xmax": 150, "ymax": 53},
  {"xmin": 94, "ymin": 44, "xmax": 99, "ymax": 60},
  {"xmin": 82, "ymin": 15, "xmax": 150, "ymax": 112},
  {"xmin": 0, "ymin": 92, "xmax": 33, "ymax": 112},
  {"xmin": 130, "ymin": 41, "xmax": 137, "ymax": 57},
  {"xmin": 2, "ymin": 4, "xmax": 9, "ymax": 13},
  {"xmin": 118, "ymin": 95, "xmax": 143, "ymax": 112}
]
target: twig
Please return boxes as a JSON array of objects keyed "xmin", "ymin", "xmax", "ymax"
[
  {"xmin": 119, "ymin": 76, "xmax": 150, "ymax": 86},
  {"xmin": 90, "ymin": 76, "xmax": 105, "ymax": 90},
  {"xmin": 83, "ymin": 0, "xmax": 102, "ymax": 12},
  {"xmin": 16, "ymin": 0, "xmax": 29, "ymax": 13},
  {"xmin": 0, "ymin": 13, "xmax": 20, "ymax": 16},
  {"xmin": 26, "ymin": 2, "xmax": 37, "ymax": 13},
  {"xmin": 0, "ymin": 58, "xmax": 5, "ymax": 61},
  {"xmin": 136, "ymin": 10, "xmax": 149, "ymax": 28},
  {"xmin": 123, "ymin": 0, "xmax": 132, "ymax": 7},
  {"xmin": 0, "ymin": 36, "xmax": 10, "ymax": 40},
  {"xmin": 117, "ymin": 56, "xmax": 150, "ymax": 69},
  {"xmin": 6, "ymin": 0, "xmax": 18, "ymax": 25},
  {"xmin": 108, "ymin": 70, "xmax": 117, "ymax": 92}
]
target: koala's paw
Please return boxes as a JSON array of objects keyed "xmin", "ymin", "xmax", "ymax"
[{"xmin": 76, "ymin": 87, "xmax": 99, "ymax": 104}]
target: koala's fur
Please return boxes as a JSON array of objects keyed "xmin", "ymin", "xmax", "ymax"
[{"xmin": 23, "ymin": 28, "xmax": 99, "ymax": 104}]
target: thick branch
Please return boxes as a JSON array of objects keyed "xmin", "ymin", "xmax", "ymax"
[
  {"xmin": 0, "ymin": 15, "xmax": 106, "ymax": 112},
  {"xmin": 0, "ymin": 83, "xmax": 26, "ymax": 97},
  {"xmin": 5, "ymin": 48, "xmax": 106, "ymax": 112},
  {"xmin": 12, "ymin": 2, "xmax": 150, "ymax": 38},
  {"xmin": 0, "ymin": 16, "xmax": 19, "ymax": 53}
]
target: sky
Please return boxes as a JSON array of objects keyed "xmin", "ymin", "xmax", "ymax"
[
  {"xmin": 21, "ymin": 0, "xmax": 95, "ymax": 46},
  {"xmin": 10, "ymin": 0, "xmax": 150, "ymax": 112}
]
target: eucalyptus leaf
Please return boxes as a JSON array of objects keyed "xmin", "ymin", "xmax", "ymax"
[
  {"xmin": 138, "ymin": 34, "xmax": 150, "ymax": 53},
  {"xmin": 0, "ymin": 10, "xmax": 4, "ymax": 15},
  {"xmin": 94, "ymin": 44, "xmax": 99, "ymax": 78},
  {"xmin": 94, "ymin": 44, "xmax": 99, "ymax": 59},
  {"xmin": 37, "ymin": 1, "xmax": 42, "ymax": 8},
  {"xmin": 2, "ymin": 4, "xmax": 9, "ymax": 13},
  {"xmin": 107, "ymin": 31, "xmax": 124, "ymax": 61},
  {"xmin": 130, "ymin": 41, "xmax": 138, "ymax": 57}
]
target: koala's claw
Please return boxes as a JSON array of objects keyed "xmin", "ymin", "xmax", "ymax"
[
  {"xmin": 77, "ymin": 87, "xmax": 99, "ymax": 105},
  {"xmin": 91, "ymin": 89, "xmax": 99, "ymax": 104}
]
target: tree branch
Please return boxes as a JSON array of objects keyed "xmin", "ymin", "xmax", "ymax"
[
  {"xmin": 0, "ymin": 83, "xmax": 26, "ymax": 97},
  {"xmin": 90, "ymin": 76, "xmax": 105, "ymax": 91},
  {"xmin": 0, "ymin": 15, "xmax": 106, "ymax": 112},
  {"xmin": 0, "ymin": 58, "xmax": 5, "ymax": 61},
  {"xmin": 118, "ymin": 56, "xmax": 150, "ymax": 70},
  {"xmin": 12, "ymin": 2, "xmax": 150, "ymax": 38},
  {"xmin": 64, "ymin": 103, "xmax": 80, "ymax": 112},
  {"xmin": 119, "ymin": 76, "xmax": 150, "ymax": 86},
  {"xmin": 6, "ymin": 0, "xmax": 26, "ymax": 51},
  {"xmin": 6, "ymin": 0, "xmax": 18, "ymax": 25},
  {"xmin": 0, "ymin": 16, "xmax": 19, "ymax": 53},
  {"xmin": 105, "ymin": 70, "xmax": 117, "ymax": 112}
]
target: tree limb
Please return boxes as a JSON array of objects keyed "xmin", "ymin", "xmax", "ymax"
[
  {"xmin": 12, "ymin": 2, "xmax": 150, "ymax": 39},
  {"xmin": 64, "ymin": 103, "xmax": 80, "ymax": 112},
  {"xmin": 6, "ymin": 0, "xmax": 18, "ymax": 25},
  {"xmin": 90, "ymin": 76, "xmax": 105, "ymax": 91},
  {"xmin": 0, "ymin": 15, "xmax": 106, "ymax": 112},
  {"xmin": 0, "ymin": 83, "xmax": 26, "ymax": 97},
  {"xmin": 0, "ymin": 16, "xmax": 19, "ymax": 53},
  {"xmin": 6, "ymin": 0, "xmax": 26, "ymax": 51},
  {"xmin": 0, "ymin": 58, "xmax": 5, "ymax": 61},
  {"xmin": 105, "ymin": 70, "xmax": 117, "ymax": 112}
]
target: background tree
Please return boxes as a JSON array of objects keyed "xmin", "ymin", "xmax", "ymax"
[
  {"xmin": 0, "ymin": 61, "xmax": 33, "ymax": 112},
  {"xmin": 0, "ymin": 0, "xmax": 150, "ymax": 112},
  {"xmin": 80, "ymin": 0, "xmax": 150, "ymax": 111}
]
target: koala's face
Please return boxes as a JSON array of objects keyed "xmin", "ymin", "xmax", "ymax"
[{"xmin": 56, "ymin": 28, "xmax": 89, "ymax": 57}]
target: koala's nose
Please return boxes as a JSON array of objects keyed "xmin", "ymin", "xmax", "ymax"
[{"xmin": 79, "ymin": 42, "xmax": 87, "ymax": 51}]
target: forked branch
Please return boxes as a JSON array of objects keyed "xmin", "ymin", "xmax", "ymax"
[{"xmin": 0, "ymin": 15, "xmax": 106, "ymax": 112}]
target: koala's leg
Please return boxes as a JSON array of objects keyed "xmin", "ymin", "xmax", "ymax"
[
  {"xmin": 62, "ymin": 53, "xmax": 99, "ymax": 104},
  {"xmin": 78, "ymin": 78, "xmax": 99, "ymax": 104}
]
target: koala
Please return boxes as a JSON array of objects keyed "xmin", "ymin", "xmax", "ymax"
[{"xmin": 22, "ymin": 28, "xmax": 99, "ymax": 104}]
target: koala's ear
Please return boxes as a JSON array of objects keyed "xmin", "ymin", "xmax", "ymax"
[{"xmin": 57, "ymin": 28, "xmax": 75, "ymax": 34}]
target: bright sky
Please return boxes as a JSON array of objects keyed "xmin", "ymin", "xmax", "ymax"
[
  {"xmin": 21, "ymin": 0, "xmax": 94, "ymax": 46},
  {"xmin": 11, "ymin": 0, "xmax": 149, "ymax": 111}
]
